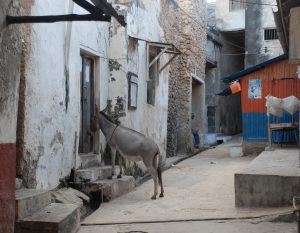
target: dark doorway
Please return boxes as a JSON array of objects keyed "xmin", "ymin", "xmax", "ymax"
[{"xmin": 79, "ymin": 55, "xmax": 95, "ymax": 153}]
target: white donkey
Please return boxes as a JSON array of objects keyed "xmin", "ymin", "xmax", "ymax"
[{"xmin": 91, "ymin": 106, "xmax": 164, "ymax": 200}]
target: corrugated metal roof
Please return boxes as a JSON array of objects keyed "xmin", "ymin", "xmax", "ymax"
[{"xmin": 222, "ymin": 54, "xmax": 288, "ymax": 83}]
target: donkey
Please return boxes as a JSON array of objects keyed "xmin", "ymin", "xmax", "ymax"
[{"xmin": 90, "ymin": 106, "xmax": 164, "ymax": 200}]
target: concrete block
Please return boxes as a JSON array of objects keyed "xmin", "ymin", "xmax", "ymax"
[
  {"xmin": 15, "ymin": 203, "xmax": 80, "ymax": 233},
  {"xmin": 51, "ymin": 188, "xmax": 90, "ymax": 218},
  {"xmin": 235, "ymin": 149, "xmax": 300, "ymax": 207},
  {"xmin": 75, "ymin": 166, "xmax": 120, "ymax": 182},
  {"xmin": 15, "ymin": 189, "xmax": 51, "ymax": 220},
  {"xmin": 82, "ymin": 176, "xmax": 135, "ymax": 201}
]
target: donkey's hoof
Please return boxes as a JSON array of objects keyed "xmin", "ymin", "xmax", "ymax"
[
  {"xmin": 107, "ymin": 175, "xmax": 113, "ymax": 180},
  {"xmin": 159, "ymin": 193, "xmax": 164, "ymax": 198},
  {"xmin": 117, "ymin": 174, "xmax": 122, "ymax": 179},
  {"xmin": 151, "ymin": 195, "xmax": 157, "ymax": 200}
]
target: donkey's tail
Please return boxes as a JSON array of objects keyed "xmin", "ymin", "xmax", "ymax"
[{"xmin": 157, "ymin": 152, "xmax": 163, "ymax": 187}]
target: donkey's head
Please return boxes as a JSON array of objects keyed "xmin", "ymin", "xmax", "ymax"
[{"xmin": 90, "ymin": 105, "xmax": 101, "ymax": 133}]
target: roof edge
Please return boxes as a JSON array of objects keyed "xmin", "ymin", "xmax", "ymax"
[{"xmin": 222, "ymin": 54, "xmax": 288, "ymax": 83}]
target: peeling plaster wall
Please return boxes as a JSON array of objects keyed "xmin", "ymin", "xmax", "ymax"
[
  {"xmin": 0, "ymin": 1, "xmax": 22, "ymax": 231},
  {"xmin": 21, "ymin": 0, "xmax": 110, "ymax": 189},
  {"xmin": 108, "ymin": 0, "xmax": 169, "ymax": 160}
]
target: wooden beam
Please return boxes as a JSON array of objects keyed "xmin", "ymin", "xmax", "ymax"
[
  {"xmin": 159, "ymin": 53, "xmax": 179, "ymax": 73},
  {"xmin": 6, "ymin": 14, "xmax": 111, "ymax": 24},
  {"xmin": 149, "ymin": 47, "xmax": 168, "ymax": 68},
  {"xmin": 72, "ymin": 0, "xmax": 104, "ymax": 14},
  {"xmin": 91, "ymin": 0, "xmax": 126, "ymax": 26}
]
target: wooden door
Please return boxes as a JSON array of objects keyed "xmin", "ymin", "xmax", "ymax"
[{"xmin": 79, "ymin": 55, "xmax": 94, "ymax": 153}]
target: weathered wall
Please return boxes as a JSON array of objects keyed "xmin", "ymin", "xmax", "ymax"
[
  {"xmin": 215, "ymin": 0, "xmax": 245, "ymax": 32},
  {"xmin": 0, "ymin": 0, "xmax": 22, "ymax": 232},
  {"xmin": 20, "ymin": 0, "xmax": 110, "ymax": 189},
  {"xmin": 245, "ymin": 0, "xmax": 283, "ymax": 68},
  {"xmin": 108, "ymin": 0, "xmax": 169, "ymax": 162},
  {"xmin": 163, "ymin": 0, "xmax": 207, "ymax": 156}
]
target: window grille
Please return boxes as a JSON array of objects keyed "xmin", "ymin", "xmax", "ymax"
[{"xmin": 264, "ymin": 28, "xmax": 278, "ymax": 40}]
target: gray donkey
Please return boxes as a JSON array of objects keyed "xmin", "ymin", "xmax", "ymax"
[{"xmin": 91, "ymin": 106, "xmax": 164, "ymax": 200}]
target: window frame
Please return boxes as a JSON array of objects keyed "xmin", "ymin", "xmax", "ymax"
[{"xmin": 127, "ymin": 72, "xmax": 138, "ymax": 110}]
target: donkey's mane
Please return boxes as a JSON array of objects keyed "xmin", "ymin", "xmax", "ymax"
[{"xmin": 99, "ymin": 111, "xmax": 115, "ymax": 123}]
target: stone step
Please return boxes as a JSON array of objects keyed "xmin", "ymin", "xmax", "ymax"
[
  {"xmin": 15, "ymin": 203, "xmax": 80, "ymax": 233},
  {"xmin": 83, "ymin": 176, "xmax": 135, "ymax": 202},
  {"xmin": 15, "ymin": 189, "xmax": 51, "ymax": 220},
  {"xmin": 75, "ymin": 166, "xmax": 120, "ymax": 182}
]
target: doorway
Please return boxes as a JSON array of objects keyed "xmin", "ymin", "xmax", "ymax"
[
  {"xmin": 79, "ymin": 55, "xmax": 95, "ymax": 153},
  {"xmin": 191, "ymin": 75, "xmax": 205, "ymax": 146}
]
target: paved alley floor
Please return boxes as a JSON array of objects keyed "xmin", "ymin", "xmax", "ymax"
[
  {"xmin": 80, "ymin": 219, "xmax": 297, "ymax": 233},
  {"xmin": 81, "ymin": 141, "xmax": 294, "ymax": 232}
]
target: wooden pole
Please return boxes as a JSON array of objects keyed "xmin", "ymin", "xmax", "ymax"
[{"xmin": 6, "ymin": 14, "xmax": 110, "ymax": 24}]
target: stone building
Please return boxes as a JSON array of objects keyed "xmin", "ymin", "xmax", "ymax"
[{"xmin": 164, "ymin": 0, "xmax": 207, "ymax": 156}]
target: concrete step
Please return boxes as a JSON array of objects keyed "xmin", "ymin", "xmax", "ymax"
[
  {"xmin": 15, "ymin": 203, "xmax": 80, "ymax": 233},
  {"xmin": 81, "ymin": 176, "xmax": 135, "ymax": 202},
  {"xmin": 15, "ymin": 189, "xmax": 51, "ymax": 220},
  {"xmin": 77, "ymin": 176, "xmax": 135, "ymax": 203},
  {"xmin": 75, "ymin": 166, "xmax": 120, "ymax": 182},
  {"xmin": 235, "ymin": 149, "xmax": 300, "ymax": 207}
]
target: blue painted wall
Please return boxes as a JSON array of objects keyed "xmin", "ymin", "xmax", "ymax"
[{"xmin": 242, "ymin": 112, "xmax": 299, "ymax": 142}]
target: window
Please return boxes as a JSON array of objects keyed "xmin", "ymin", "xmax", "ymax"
[
  {"xmin": 147, "ymin": 47, "xmax": 159, "ymax": 105},
  {"xmin": 264, "ymin": 28, "xmax": 278, "ymax": 40},
  {"xmin": 229, "ymin": 0, "xmax": 245, "ymax": 11},
  {"xmin": 127, "ymin": 72, "xmax": 138, "ymax": 109}
]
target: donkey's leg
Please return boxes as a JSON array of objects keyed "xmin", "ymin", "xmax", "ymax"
[
  {"xmin": 147, "ymin": 166, "xmax": 158, "ymax": 200},
  {"xmin": 108, "ymin": 148, "xmax": 116, "ymax": 179},
  {"xmin": 153, "ymin": 154, "xmax": 164, "ymax": 198},
  {"xmin": 117, "ymin": 152, "xmax": 123, "ymax": 179},
  {"xmin": 158, "ymin": 165, "xmax": 164, "ymax": 198}
]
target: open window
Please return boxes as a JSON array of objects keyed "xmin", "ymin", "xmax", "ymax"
[
  {"xmin": 147, "ymin": 47, "xmax": 159, "ymax": 105},
  {"xmin": 144, "ymin": 39, "xmax": 181, "ymax": 105}
]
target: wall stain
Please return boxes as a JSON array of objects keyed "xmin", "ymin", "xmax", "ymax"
[
  {"xmin": 50, "ymin": 131, "xmax": 64, "ymax": 148},
  {"xmin": 16, "ymin": 0, "xmax": 35, "ymax": 181}
]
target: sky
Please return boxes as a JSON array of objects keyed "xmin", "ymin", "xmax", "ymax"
[{"xmin": 207, "ymin": 0, "xmax": 216, "ymax": 2}]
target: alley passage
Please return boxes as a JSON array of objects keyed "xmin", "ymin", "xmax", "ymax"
[{"xmin": 81, "ymin": 141, "xmax": 293, "ymax": 229}]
